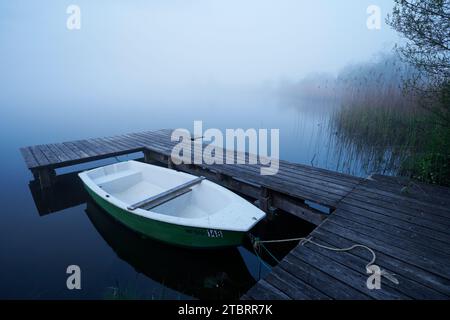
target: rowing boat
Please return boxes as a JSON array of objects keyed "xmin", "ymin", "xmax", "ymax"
[{"xmin": 79, "ymin": 160, "xmax": 266, "ymax": 248}]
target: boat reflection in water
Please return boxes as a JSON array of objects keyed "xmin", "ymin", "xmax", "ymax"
[{"xmin": 85, "ymin": 199, "xmax": 256, "ymax": 300}]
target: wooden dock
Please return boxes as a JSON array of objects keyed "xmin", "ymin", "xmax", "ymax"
[
  {"xmin": 20, "ymin": 129, "xmax": 450, "ymax": 299},
  {"xmin": 244, "ymin": 175, "xmax": 450, "ymax": 299}
]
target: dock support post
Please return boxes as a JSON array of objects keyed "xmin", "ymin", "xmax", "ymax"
[
  {"xmin": 167, "ymin": 158, "xmax": 174, "ymax": 169},
  {"xmin": 259, "ymin": 187, "xmax": 274, "ymax": 218},
  {"xmin": 215, "ymin": 172, "xmax": 227, "ymax": 183},
  {"xmin": 31, "ymin": 169, "xmax": 39, "ymax": 180},
  {"xmin": 143, "ymin": 150, "xmax": 153, "ymax": 163},
  {"xmin": 38, "ymin": 167, "xmax": 56, "ymax": 190}
]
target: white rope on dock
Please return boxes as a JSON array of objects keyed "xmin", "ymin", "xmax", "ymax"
[{"xmin": 253, "ymin": 237, "xmax": 399, "ymax": 285}]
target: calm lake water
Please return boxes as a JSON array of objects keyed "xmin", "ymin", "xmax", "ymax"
[{"xmin": 0, "ymin": 88, "xmax": 374, "ymax": 299}]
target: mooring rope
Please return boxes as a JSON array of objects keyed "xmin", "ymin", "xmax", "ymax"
[
  {"xmin": 251, "ymin": 241, "xmax": 273, "ymax": 281},
  {"xmin": 252, "ymin": 236, "xmax": 399, "ymax": 285},
  {"xmin": 259, "ymin": 242, "xmax": 281, "ymax": 264}
]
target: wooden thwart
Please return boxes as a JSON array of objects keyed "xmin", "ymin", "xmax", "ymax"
[{"xmin": 127, "ymin": 176, "xmax": 205, "ymax": 211}]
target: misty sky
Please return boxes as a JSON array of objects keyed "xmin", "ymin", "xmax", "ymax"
[{"xmin": 0, "ymin": 0, "xmax": 400, "ymax": 102}]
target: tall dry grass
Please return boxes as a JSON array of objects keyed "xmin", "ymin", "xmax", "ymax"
[{"xmin": 330, "ymin": 54, "xmax": 450, "ymax": 185}]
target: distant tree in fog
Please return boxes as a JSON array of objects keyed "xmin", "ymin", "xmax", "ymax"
[
  {"xmin": 387, "ymin": 0, "xmax": 450, "ymax": 122},
  {"xmin": 279, "ymin": 54, "xmax": 417, "ymax": 107}
]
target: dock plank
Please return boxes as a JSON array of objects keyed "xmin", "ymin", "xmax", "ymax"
[
  {"xmin": 46, "ymin": 143, "xmax": 72, "ymax": 162},
  {"xmin": 340, "ymin": 197, "xmax": 450, "ymax": 232},
  {"xmin": 309, "ymin": 229, "xmax": 449, "ymax": 299},
  {"xmin": 37, "ymin": 144, "xmax": 61, "ymax": 164},
  {"xmin": 349, "ymin": 188, "xmax": 450, "ymax": 220},
  {"xmin": 19, "ymin": 147, "xmax": 39, "ymax": 169},
  {"xmin": 370, "ymin": 174, "xmax": 450, "ymax": 203},
  {"xmin": 291, "ymin": 244, "xmax": 408, "ymax": 299},
  {"xmin": 298, "ymin": 237, "xmax": 448, "ymax": 299},
  {"xmin": 345, "ymin": 192, "xmax": 450, "ymax": 225},
  {"xmin": 63, "ymin": 141, "xmax": 90, "ymax": 159},
  {"xmin": 52, "ymin": 143, "xmax": 79, "ymax": 161},
  {"xmin": 245, "ymin": 279, "xmax": 291, "ymax": 300},
  {"xmin": 265, "ymin": 267, "xmax": 330, "ymax": 299},
  {"xmin": 335, "ymin": 202, "xmax": 450, "ymax": 244},
  {"xmin": 279, "ymin": 253, "xmax": 371, "ymax": 299},
  {"xmin": 71, "ymin": 140, "xmax": 98, "ymax": 157},
  {"xmin": 88, "ymin": 138, "xmax": 118, "ymax": 154},
  {"xmin": 321, "ymin": 218, "xmax": 450, "ymax": 280},
  {"xmin": 332, "ymin": 209, "xmax": 450, "ymax": 254}
]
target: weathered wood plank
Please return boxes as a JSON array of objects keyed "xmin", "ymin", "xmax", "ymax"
[
  {"xmin": 46, "ymin": 143, "xmax": 72, "ymax": 162},
  {"xmin": 88, "ymin": 138, "xmax": 118, "ymax": 154},
  {"xmin": 97, "ymin": 136, "xmax": 127, "ymax": 150},
  {"xmin": 271, "ymin": 191, "xmax": 326, "ymax": 225},
  {"xmin": 328, "ymin": 213, "xmax": 450, "ymax": 260},
  {"xmin": 309, "ymin": 230, "xmax": 449, "ymax": 299},
  {"xmin": 336, "ymin": 202, "xmax": 450, "ymax": 244},
  {"xmin": 265, "ymin": 267, "xmax": 330, "ymax": 299},
  {"xmin": 113, "ymin": 134, "xmax": 143, "ymax": 149},
  {"xmin": 320, "ymin": 219, "xmax": 450, "ymax": 280},
  {"xmin": 359, "ymin": 182, "xmax": 450, "ymax": 211},
  {"xmin": 81, "ymin": 139, "xmax": 109, "ymax": 156},
  {"xmin": 371, "ymin": 174, "xmax": 450, "ymax": 199},
  {"xmin": 245, "ymin": 279, "xmax": 291, "ymax": 300},
  {"xmin": 98, "ymin": 136, "xmax": 135, "ymax": 151},
  {"xmin": 52, "ymin": 143, "xmax": 79, "ymax": 161},
  {"xmin": 29, "ymin": 145, "xmax": 51, "ymax": 166},
  {"xmin": 37, "ymin": 144, "xmax": 61, "ymax": 164},
  {"xmin": 341, "ymin": 197, "xmax": 450, "ymax": 232},
  {"xmin": 280, "ymin": 254, "xmax": 371, "ymax": 299},
  {"xmin": 63, "ymin": 141, "xmax": 90, "ymax": 158},
  {"xmin": 332, "ymin": 209, "xmax": 450, "ymax": 254},
  {"xmin": 350, "ymin": 188, "xmax": 450, "ymax": 220},
  {"xmin": 291, "ymin": 245, "xmax": 408, "ymax": 299},
  {"xmin": 71, "ymin": 140, "xmax": 98, "ymax": 157}
]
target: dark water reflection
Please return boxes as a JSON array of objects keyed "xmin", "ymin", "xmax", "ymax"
[
  {"xmin": 85, "ymin": 201, "xmax": 255, "ymax": 300},
  {"xmin": 29, "ymin": 172, "xmax": 87, "ymax": 217}
]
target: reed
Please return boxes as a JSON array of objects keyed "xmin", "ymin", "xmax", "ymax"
[{"xmin": 330, "ymin": 55, "xmax": 450, "ymax": 186}]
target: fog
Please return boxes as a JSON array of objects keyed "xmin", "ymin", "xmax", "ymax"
[{"xmin": 0, "ymin": 0, "xmax": 400, "ymax": 104}]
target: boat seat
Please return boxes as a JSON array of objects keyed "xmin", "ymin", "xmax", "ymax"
[
  {"xmin": 94, "ymin": 169, "xmax": 141, "ymax": 186},
  {"xmin": 128, "ymin": 176, "xmax": 205, "ymax": 210}
]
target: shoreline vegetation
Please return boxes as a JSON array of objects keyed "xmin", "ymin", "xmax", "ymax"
[
  {"xmin": 281, "ymin": 0, "xmax": 450, "ymax": 186},
  {"xmin": 332, "ymin": 55, "xmax": 450, "ymax": 186},
  {"xmin": 280, "ymin": 53, "xmax": 450, "ymax": 186}
]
